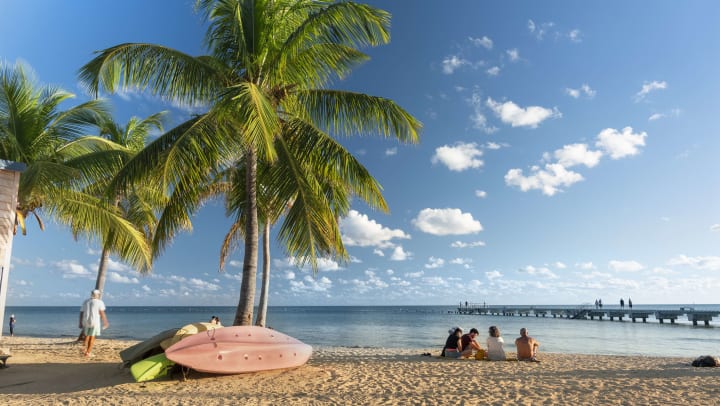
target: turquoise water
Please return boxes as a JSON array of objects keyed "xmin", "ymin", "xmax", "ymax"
[{"xmin": 4, "ymin": 305, "xmax": 720, "ymax": 357}]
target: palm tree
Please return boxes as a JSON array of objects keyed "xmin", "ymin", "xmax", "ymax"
[
  {"xmin": 0, "ymin": 62, "xmax": 152, "ymax": 272},
  {"xmin": 84, "ymin": 113, "xmax": 166, "ymax": 292},
  {"xmin": 79, "ymin": 0, "xmax": 421, "ymax": 325}
]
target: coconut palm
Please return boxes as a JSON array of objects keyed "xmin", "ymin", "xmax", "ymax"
[
  {"xmin": 0, "ymin": 62, "xmax": 152, "ymax": 272},
  {"xmin": 79, "ymin": 112, "xmax": 166, "ymax": 292},
  {"xmin": 79, "ymin": 0, "xmax": 421, "ymax": 325}
]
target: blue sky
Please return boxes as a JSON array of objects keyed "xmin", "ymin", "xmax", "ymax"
[{"xmin": 2, "ymin": 1, "xmax": 720, "ymax": 306}]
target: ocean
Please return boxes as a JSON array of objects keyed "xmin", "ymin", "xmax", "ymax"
[{"xmin": 4, "ymin": 305, "xmax": 720, "ymax": 358}]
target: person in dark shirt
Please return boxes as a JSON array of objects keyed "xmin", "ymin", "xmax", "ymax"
[
  {"xmin": 441, "ymin": 327, "xmax": 463, "ymax": 358},
  {"xmin": 460, "ymin": 328, "xmax": 483, "ymax": 358}
]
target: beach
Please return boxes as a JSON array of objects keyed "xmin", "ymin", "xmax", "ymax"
[{"xmin": 1, "ymin": 336, "xmax": 719, "ymax": 405}]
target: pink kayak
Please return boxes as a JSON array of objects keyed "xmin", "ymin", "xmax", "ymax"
[{"xmin": 164, "ymin": 326, "xmax": 312, "ymax": 374}]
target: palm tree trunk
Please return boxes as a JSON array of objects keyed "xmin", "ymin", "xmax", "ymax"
[
  {"xmin": 94, "ymin": 245, "xmax": 110, "ymax": 292},
  {"xmin": 255, "ymin": 222, "xmax": 271, "ymax": 327},
  {"xmin": 234, "ymin": 148, "xmax": 259, "ymax": 326}
]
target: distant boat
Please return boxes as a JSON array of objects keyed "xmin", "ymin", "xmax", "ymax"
[{"xmin": 164, "ymin": 326, "xmax": 312, "ymax": 374}]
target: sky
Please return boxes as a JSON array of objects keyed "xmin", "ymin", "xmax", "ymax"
[{"xmin": 2, "ymin": 0, "xmax": 720, "ymax": 306}]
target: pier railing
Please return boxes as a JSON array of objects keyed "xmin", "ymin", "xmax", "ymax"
[{"xmin": 455, "ymin": 304, "xmax": 720, "ymax": 326}]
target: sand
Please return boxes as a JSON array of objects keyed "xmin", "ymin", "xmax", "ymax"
[{"xmin": 1, "ymin": 336, "xmax": 718, "ymax": 405}]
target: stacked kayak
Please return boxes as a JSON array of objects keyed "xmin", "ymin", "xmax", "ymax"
[{"xmin": 122, "ymin": 325, "xmax": 311, "ymax": 381}]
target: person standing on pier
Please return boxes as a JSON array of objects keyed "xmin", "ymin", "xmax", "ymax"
[
  {"xmin": 595, "ymin": 299, "xmax": 599, "ymax": 309},
  {"xmin": 599, "ymin": 299, "xmax": 603, "ymax": 308},
  {"xmin": 628, "ymin": 298, "xmax": 633, "ymax": 310},
  {"xmin": 620, "ymin": 298, "xmax": 625, "ymax": 309}
]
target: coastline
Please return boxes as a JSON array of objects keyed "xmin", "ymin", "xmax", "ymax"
[{"xmin": 1, "ymin": 336, "xmax": 719, "ymax": 405}]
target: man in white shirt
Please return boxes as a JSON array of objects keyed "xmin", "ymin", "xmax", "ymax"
[{"xmin": 79, "ymin": 289, "xmax": 109, "ymax": 357}]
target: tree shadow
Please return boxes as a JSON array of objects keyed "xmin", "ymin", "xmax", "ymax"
[{"xmin": 0, "ymin": 361, "xmax": 133, "ymax": 394}]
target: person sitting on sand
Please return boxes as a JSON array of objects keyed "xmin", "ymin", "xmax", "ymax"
[
  {"xmin": 486, "ymin": 326, "xmax": 506, "ymax": 361},
  {"xmin": 441, "ymin": 327, "xmax": 463, "ymax": 358},
  {"xmin": 460, "ymin": 328, "xmax": 483, "ymax": 359},
  {"xmin": 515, "ymin": 328, "xmax": 540, "ymax": 361}
]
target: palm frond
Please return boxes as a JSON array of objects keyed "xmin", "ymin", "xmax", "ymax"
[
  {"xmin": 78, "ymin": 43, "xmax": 223, "ymax": 106},
  {"xmin": 294, "ymin": 90, "xmax": 421, "ymax": 142}
]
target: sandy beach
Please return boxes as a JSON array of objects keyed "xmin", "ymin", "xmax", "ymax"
[{"xmin": 1, "ymin": 336, "xmax": 718, "ymax": 405}]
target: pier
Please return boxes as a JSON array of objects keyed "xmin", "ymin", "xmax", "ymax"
[{"xmin": 456, "ymin": 304, "xmax": 720, "ymax": 326}]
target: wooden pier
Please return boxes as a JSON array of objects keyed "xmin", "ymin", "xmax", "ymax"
[{"xmin": 456, "ymin": 304, "xmax": 720, "ymax": 326}]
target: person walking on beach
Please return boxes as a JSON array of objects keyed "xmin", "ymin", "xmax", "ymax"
[
  {"xmin": 9, "ymin": 314, "xmax": 16, "ymax": 336},
  {"xmin": 486, "ymin": 326, "xmax": 506, "ymax": 361},
  {"xmin": 620, "ymin": 298, "xmax": 625, "ymax": 309},
  {"xmin": 79, "ymin": 289, "xmax": 109, "ymax": 357},
  {"xmin": 515, "ymin": 328, "xmax": 540, "ymax": 362}
]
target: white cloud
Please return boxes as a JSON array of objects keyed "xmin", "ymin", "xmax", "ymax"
[
  {"xmin": 289, "ymin": 275, "xmax": 332, "ymax": 293},
  {"xmin": 484, "ymin": 142, "xmax": 504, "ymax": 150},
  {"xmin": 412, "ymin": 208, "xmax": 483, "ymax": 236},
  {"xmin": 228, "ymin": 260, "xmax": 242, "ymax": 268},
  {"xmin": 469, "ymin": 91, "xmax": 497, "ymax": 134},
  {"xmin": 608, "ymin": 260, "xmax": 645, "ymax": 272},
  {"xmin": 285, "ymin": 271, "xmax": 295, "ymax": 280},
  {"xmin": 475, "ymin": 190, "xmax": 487, "ymax": 199},
  {"xmin": 425, "ymin": 257, "xmax": 445, "ymax": 269},
  {"xmin": 506, "ymin": 48, "xmax": 520, "ymax": 62},
  {"xmin": 451, "ymin": 240, "xmax": 486, "ymax": 248},
  {"xmin": 568, "ymin": 29, "xmax": 582, "ymax": 42},
  {"xmin": 635, "ymin": 80, "xmax": 667, "ymax": 101},
  {"xmin": 486, "ymin": 270, "xmax": 502, "ymax": 280},
  {"xmin": 528, "ymin": 19, "xmax": 555, "ymax": 40},
  {"xmin": 469, "ymin": 36, "xmax": 493, "ymax": 49},
  {"xmin": 565, "ymin": 84, "xmax": 595, "ymax": 99},
  {"xmin": 486, "ymin": 66, "xmax": 501, "ymax": 76},
  {"xmin": 553, "ymin": 143, "xmax": 603, "ymax": 168},
  {"xmin": 667, "ymin": 255, "xmax": 720, "ymax": 271},
  {"xmin": 442, "ymin": 55, "xmax": 468, "ymax": 74},
  {"xmin": 505, "ymin": 163, "xmax": 583, "ymax": 196},
  {"xmin": 105, "ymin": 257, "xmax": 133, "ymax": 273},
  {"xmin": 648, "ymin": 108, "xmax": 680, "ymax": 121},
  {"xmin": 431, "ymin": 142, "xmax": 484, "ymax": 171},
  {"xmin": 373, "ymin": 249, "xmax": 385, "ymax": 257},
  {"xmin": 595, "ymin": 127, "xmax": 647, "ymax": 159},
  {"xmin": 554, "ymin": 262, "xmax": 567, "ymax": 269},
  {"xmin": 519, "ymin": 265, "xmax": 558, "ymax": 278},
  {"xmin": 565, "ymin": 88, "xmax": 580, "ymax": 99},
  {"xmin": 486, "ymin": 98, "xmax": 561, "ymax": 128},
  {"xmin": 450, "ymin": 258, "xmax": 472, "ymax": 266},
  {"xmin": 575, "ymin": 262, "xmax": 596, "ymax": 271},
  {"xmin": 340, "ymin": 210, "xmax": 410, "ymax": 248},
  {"xmin": 711, "ymin": 224, "xmax": 720, "ymax": 232},
  {"xmin": 108, "ymin": 272, "xmax": 140, "ymax": 284},
  {"xmin": 390, "ymin": 246, "xmax": 411, "ymax": 261},
  {"xmin": 404, "ymin": 271, "xmax": 424, "ymax": 278},
  {"xmin": 55, "ymin": 260, "xmax": 93, "ymax": 279},
  {"xmin": 385, "ymin": 147, "xmax": 397, "ymax": 156}
]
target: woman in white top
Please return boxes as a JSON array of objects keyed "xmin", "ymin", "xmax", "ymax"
[{"xmin": 486, "ymin": 325, "xmax": 506, "ymax": 361}]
